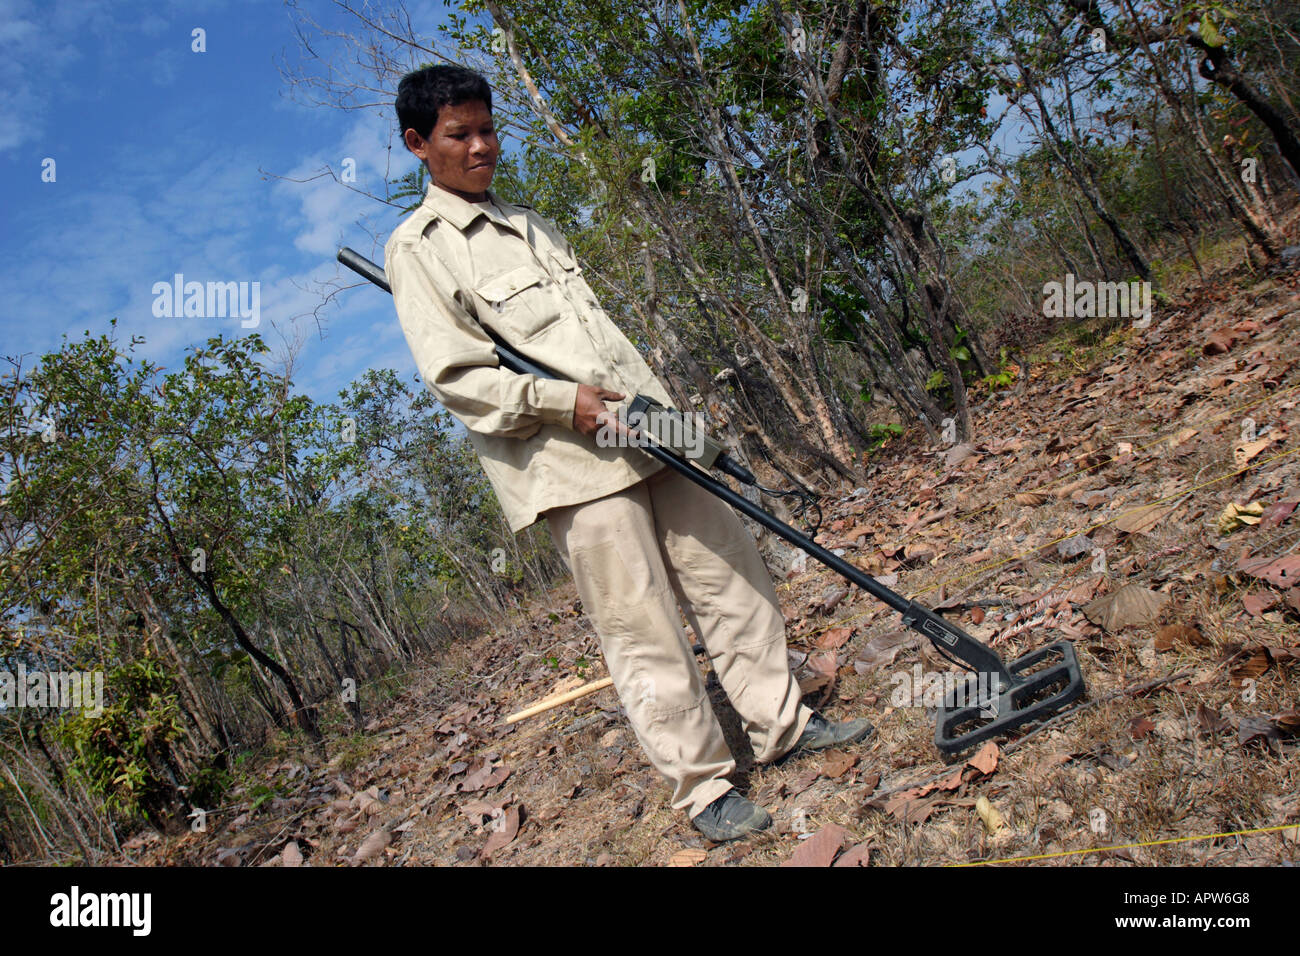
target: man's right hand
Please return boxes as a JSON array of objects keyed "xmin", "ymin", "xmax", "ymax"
[{"xmin": 572, "ymin": 384, "xmax": 625, "ymax": 438}]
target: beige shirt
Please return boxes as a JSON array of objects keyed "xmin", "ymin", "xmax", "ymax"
[{"xmin": 384, "ymin": 182, "xmax": 672, "ymax": 532}]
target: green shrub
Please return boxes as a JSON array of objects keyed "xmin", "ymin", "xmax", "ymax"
[{"xmin": 55, "ymin": 657, "xmax": 186, "ymax": 827}]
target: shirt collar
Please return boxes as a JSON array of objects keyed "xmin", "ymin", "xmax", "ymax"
[{"xmin": 421, "ymin": 181, "xmax": 521, "ymax": 235}]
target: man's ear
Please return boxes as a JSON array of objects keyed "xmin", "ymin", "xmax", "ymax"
[{"xmin": 402, "ymin": 128, "xmax": 425, "ymax": 157}]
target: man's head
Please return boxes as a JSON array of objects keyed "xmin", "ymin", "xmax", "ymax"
[{"xmin": 396, "ymin": 64, "xmax": 499, "ymax": 202}]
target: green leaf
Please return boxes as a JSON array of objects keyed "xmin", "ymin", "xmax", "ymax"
[{"xmin": 1200, "ymin": 12, "xmax": 1226, "ymax": 47}]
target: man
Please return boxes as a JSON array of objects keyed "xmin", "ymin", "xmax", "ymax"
[{"xmin": 384, "ymin": 64, "xmax": 873, "ymax": 842}]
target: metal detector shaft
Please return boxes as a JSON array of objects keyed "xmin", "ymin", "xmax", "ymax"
[
  {"xmin": 634, "ymin": 441, "xmax": 1014, "ymax": 686},
  {"xmin": 338, "ymin": 246, "xmax": 1014, "ymax": 689}
]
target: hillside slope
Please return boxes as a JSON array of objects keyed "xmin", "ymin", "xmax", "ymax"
[{"xmin": 123, "ymin": 258, "xmax": 1300, "ymax": 867}]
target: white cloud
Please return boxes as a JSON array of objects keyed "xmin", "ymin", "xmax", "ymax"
[{"xmin": 274, "ymin": 110, "xmax": 403, "ymax": 258}]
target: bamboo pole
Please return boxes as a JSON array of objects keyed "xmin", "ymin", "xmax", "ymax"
[
  {"xmin": 505, "ymin": 641, "xmax": 707, "ymax": 724},
  {"xmin": 504, "ymin": 677, "xmax": 614, "ymax": 724}
]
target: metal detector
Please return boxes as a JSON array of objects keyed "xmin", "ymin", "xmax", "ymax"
[{"xmin": 338, "ymin": 247, "xmax": 1086, "ymax": 756}]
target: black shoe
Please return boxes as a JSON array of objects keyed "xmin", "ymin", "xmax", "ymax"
[
  {"xmin": 785, "ymin": 712, "xmax": 875, "ymax": 760},
  {"xmin": 690, "ymin": 790, "xmax": 772, "ymax": 842}
]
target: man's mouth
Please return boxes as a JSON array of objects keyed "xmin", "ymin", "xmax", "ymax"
[{"xmin": 471, "ymin": 162, "xmax": 495, "ymax": 170}]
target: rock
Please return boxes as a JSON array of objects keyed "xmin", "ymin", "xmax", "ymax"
[{"xmin": 1057, "ymin": 534, "xmax": 1093, "ymax": 560}]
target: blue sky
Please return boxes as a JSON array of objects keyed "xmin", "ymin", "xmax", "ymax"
[{"xmin": 0, "ymin": 0, "xmax": 453, "ymax": 410}]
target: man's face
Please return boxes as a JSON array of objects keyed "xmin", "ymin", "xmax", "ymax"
[{"xmin": 404, "ymin": 99, "xmax": 499, "ymax": 203}]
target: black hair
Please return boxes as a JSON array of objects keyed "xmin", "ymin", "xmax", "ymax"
[{"xmin": 395, "ymin": 64, "xmax": 493, "ymax": 141}]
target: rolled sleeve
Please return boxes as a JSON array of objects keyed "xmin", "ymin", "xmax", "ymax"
[{"xmin": 385, "ymin": 239, "xmax": 579, "ymax": 437}]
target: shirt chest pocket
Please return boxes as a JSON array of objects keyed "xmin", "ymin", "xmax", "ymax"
[{"xmin": 473, "ymin": 264, "xmax": 562, "ymax": 343}]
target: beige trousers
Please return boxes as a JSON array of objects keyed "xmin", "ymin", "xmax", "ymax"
[{"xmin": 545, "ymin": 465, "xmax": 813, "ymax": 820}]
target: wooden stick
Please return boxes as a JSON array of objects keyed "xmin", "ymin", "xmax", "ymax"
[
  {"xmin": 503, "ymin": 644, "xmax": 705, "ymax": 724},
  {"xmin": 505, "ymin": 677, "xmax": 613, "ymax": 723}
]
